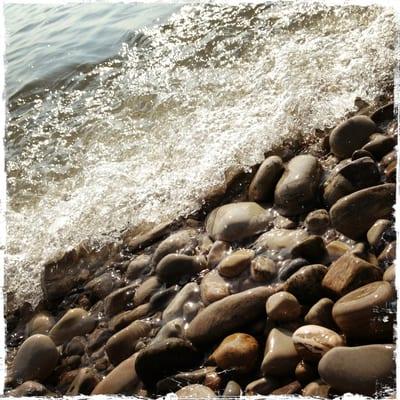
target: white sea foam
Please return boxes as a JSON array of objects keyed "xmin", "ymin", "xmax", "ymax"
[{"xmin": 5, "ymin": 2, "xmax": 396, "ymax": 306}]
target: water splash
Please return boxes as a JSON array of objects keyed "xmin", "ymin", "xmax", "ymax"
[{"xmin": 6, "ymin": 2, "xmax": 396, "ymax": 305}]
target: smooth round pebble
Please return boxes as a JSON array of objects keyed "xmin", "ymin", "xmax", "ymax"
[
  {"xmin": 176, "ymin": 384, "xmax": 215, "ymax": 398},
  {"xmin": 292, "ymin": 325, "xmax": 345, "ymax": 362},
  {"xmin": 13, "ymin": 334, "xmax": 59, "ymax": 383},
  {"xmin": 266, "ymin": 292, "xmax": 301, "ymax": 322}
]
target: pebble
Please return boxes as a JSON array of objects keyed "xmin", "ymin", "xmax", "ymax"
[
  {"xmin": 105, "ymin": 320, "xmax": 151, "ymax": 366},
  {"xmin": 305, "ymin": 209, "xmax": 330, "ymax": 235},
  {"xmin": 266, "ymin": 292, "xmax": 301, "ymax": 322},
  {"xmin": 87, "ymin": 328, "xmax": 112, "ymax": 354},
  {"xmin": 155, "ymin": 254, "xmax": 207, "ymax": 285},
  {"xmin": 322, "ymin": 252, "xmax": 382, "ymax": 297},
  {"xmin": 255, "ymin": 228, "xmax": 309, "ymax": 253},
  {"xmin": 206, "ymin": 202, "xmax": 273, "ymax": 242},
  {"xmin": 149, "ymin": 285, "xmax": 180, "ymax": 310},
  {"xmin": 126, "ymin": 254, "xmax": 151, "ymax": 280},
  {"xmin": 200, "ymin": 270, "xmax": 231, "ymax": 304},
  {"xmin": 176, "ymin": 384, "xmax": 215, "ymax": 398},
  {"xmin": 274, "ymin": 155, "xmax": 321, "ymax": 216},
  {"xmin": 330, "ymin": 183, "xmax": 395, "ymax": 240},
  {"xmin": 223, "ymin": 380, "xmax": 242, "ymax": 397},
  {"xmin": 209, "ymin": 333, "xmax": 259, "ymax": 374},
  {"xmin": 329, "ymin": 115, "xmax": 377, "ymax": 158},
  {"xmin": 318, "ymin": 344, "xmax": 395, "ymax": 395},
  {"xmin": 245, "ymin": 377, "xmax": 281, "ymax": 396},
  {"xmin": 25, "ymin": 312, "xmax": 55, "ymax": 337},
  {"xmin": 295, "ymin": 360, "xmax": 318, "ymax": 384},
  {"xmin": 278, "ymin": 258, "xmax": 308, "ymax": 281},
  {"xmin": 109, "ymin": 303, "xmax": 152, "ymax": 332},
  {"xmin": 383, "ymin": 264, "xmax": 395, "ymax": 284},
  {"xmin": 326, "ymin": 240, "xmax": 350, "ymax": 262},
  {"xmin": 13, "ymin": 334, "xmax": 59, "ymax": 383},
  {"xmin": 304, "ymin": 298, "xmax": 336, "ymax": 330},
  {"xmin": 251, "ymin": 256, "xmax": 277, "ymax": 282},
  {"xmin": 292, "ymin": 325, "xmax": 345, "ymax": 362},
  {"xmin": 64, "ymin": 336, "xmax": 86, "ymax": 356},
  {"xmin": 135, "ymin": 338, "xmax": 201, "ymax": 387},
  {"xmin": 91, "ymin": 354, "xmax": 140, "ymax": 394},
  {"xmin": 378, "ymin": 241, "xmax": 396, "ymax": 267},
  {"xmin": 162, "ymin": 282, "xmax": 201, "ymax": 323},
  {"xmin": 332, "ymin": 281, "xmax": 394, "ymax": 341},
  {"xmin": 367, "ymin": 219, "xmax": 392, "ymax": 249},
  {"xmin": 291, "ymin": 235, "xmax": 327, "ymax": 264},
  {"xmin": 248, "ymin": 155, "xmax": 284, "ymax": 202},
  {"xmin": 217, "ymin": 249, "xmax": 254, "ymax": 278},
  {"xmin": 152, "ymin": 228, "xmax": 197, "ymax": 265},
  {"xmin": 85, "ymin": 271, "xmax": 123, "ymax": 300},
  {"xmin": 302, "ymin": 380, "xmax": 331, "ymax": 397},
  {"xmin": 133, "ymin": 276, "xmax": 162, "ymax": 306},
  {"xmin": 284, "ymin": 264, "xmax": 328, "ymax": 304},
  {"xmin": 49, "ymin": 308, "xmax": 96, "ymax": 346},
  {"xmin": 261, "ymin": 328, "xmax": 300, "ymax": 377},
  {"xmin": 67, "ymin": 368, "xmax": 99, "ymax": 395},
  {"xmin": 270, "ymin": 380, "xmax": 302, "ymax": 395},
  {"xmin": 103, "ymin": 283, "xmax": 136, "ymax": 317},
  {"xmin": 362, "ymin": 134, "xmax": 396, "ymax": 160},
  {"xmin": 187, "ymin": 285, "xmax": 278, "ymax": 345},
  {"xmin": 7, "ymin": 381, "xmax": 50, "ymax": 397},
  {"xmin": 207, "ymin": 240, "xmax": 231, "ymax": 268}
]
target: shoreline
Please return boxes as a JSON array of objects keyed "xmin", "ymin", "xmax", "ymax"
[{"xmin": 5, "ymin": 95, "xmax": 397, "ymax": 397}]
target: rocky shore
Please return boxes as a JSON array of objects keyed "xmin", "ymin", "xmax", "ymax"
[{"xmin": 5, "ymin": 99, "xmax": 397, "ymax": 398}]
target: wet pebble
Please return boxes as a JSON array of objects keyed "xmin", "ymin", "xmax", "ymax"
[
  {"xmin": 67, "ymin": 367, "xmax": 99, "ymax": 395},
  {"xmin": 250, "ymin": 256, "xmax": 277, "ymax": 282},
  {"xmin": 49, "ymin": 308, "xmax": 96, "ymax": 346},
  {"xmin": 329, "ymin": 115, "xmax": 377, "ymax": 159},
  {"xmin": 217, "ymin": 249, "xmax": 254, "ymax": 278},
  {"xmin": 207, "ymin": 240, "xmax": 231, "ymax": 268},
  {"xmin": 305, "ymin": 209, "xmax": 330, "ymax": 235},
  {"xmin": 248, "ymin": 155, "xmax": 284, "ymax": 202},
  {"xmin": 304, "ymin": 298, "xmax": 336, "ymax": 330},
  {"xmin": 318, "ymin": 344, "xmax": 395, "ymax": 395},
  {"xmin": 292, "ymin": 325, "xmax": 345, "ymax": 362},
  {"xmin": 302, "ymin": 380, "xmax": 331, "ymax": 397},
  {"xmin": 175, "ymin": 384, "xmax": 215, "ymax": 398},
  {"xmin": 206, "ymin": 202, "xmax": 273, "ymax": 242},
  {"xmin": 332, "ymin": 281, "xmax": 394, "ymax": 341},
  {"xmin": 209, "ymin": 333, "xmax": 259, "ymax": 374},
  {"xmin": 266, "ymin": 292, "xmax": 301, "ymax": 322},
  {"xmin": 13, "ymin": 334, "xmax": 59, "ymax": 383},
  {"xmin": 223, "ymin": 380, "xmax": 242, "ymax": 397},
  {"xmin": 126, "ymin": 254, "xmax": 151, "ymax": 280},
  {"xmin": 274, "ymin": 155, "xmax": 321, "ymax": 216},
  {"xmin": 261, "ymin": 328, "xmax": 300, "ymax": 377},
  {"xmin": 25, "ymin": 312, "xmax": 55, "ymax": 337}
]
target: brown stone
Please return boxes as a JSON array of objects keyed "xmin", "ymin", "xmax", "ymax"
[
  {"xmin": 266, "ymin": 292, "xmax": 301, "ymax": 322},
  {"xmin": 176, "ymin": 384, "xmax": 215, "ymax": 398},
  {"xmin": 248, "ymin": 155, "xmax": 284, "ymax": 202},
  {"xmin": 133, "ymin": 276, "xmax": 162, "ymax": 306},
  {"xmin": 304, "ymin": 298, "xmax": 337, "ymax": 330},
  {"xmin": 200, "ymin": 270, "xmax": 231, "ymax": 305},
  {"xmin": 302, "ymin": 380, "xmax": 331, "ymax": 397},
  {"xmin": 292, "ymin": 325, "xmax": 345, "ymax": 362},
  {"xmin": 105, "ymin": 320, "xmax": 151, "ymax": 366},
  {"xmin": 67, "ymin": 368, "xmax": 99, "ymax": 395},
  {"xmin": 126, "ymin": 254, "xmax": 151, "ymax": 280},
  {"xmin": 245, "ymin": 377, "xmax": 280, "ymax": 395},
  {"xmin": 217, "ymin": 249, "xmax": 254, "ymax": 278},
  {"xmin": 305, "ymin": 209, "xmax": 330, "ymax": 235},
  {"xmin": 103, "ymin": 283, "xmax": 136, "ymax": 317},
  {"xmin": 207, "ymin": 240, "xmax": 231, "ymax": 268},
  {"xmin": 261, "ymin": 328, "xmax": 300, "ymax": 377},
  {"xmin": 295, "ymin": 361, "xmax": 318, "ymax": 384},
  {"xmin": 322, "ymin": 252, "xmax": 382, "ymax": 297},
  {"xmin": 318, "ymin": 344, "xmax": 395, "ymax": 396},
  {"xmin": 332, "ymin": 281, "xmax": 395, "ymax": 341},
  {"xmin": 250, "ymin": 256, "xmax": 277, "ymax": 282},
  {"xmin": 330, "ymin": 184, "xmax": 395, "ymax": 240},
  {"xmin": 209, "ymin": 333, "xmax": 259, "ymax": 374},
  {"xmin": 13, "ymin": 334, "xmax": 59, "ymax": 383},
  {"xmin": 25, "ymin": 312, "xmax": 55, "ymax": 337},
  {"xmin": 271, "ymin": 380, "xmax": 302, "ymax": 395}
]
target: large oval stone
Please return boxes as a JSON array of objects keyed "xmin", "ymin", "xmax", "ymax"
[
  {"xmin": 329, "ymin": 115, "xmax": 377, "ymax": 159},
  {"xmin": 135, "ymin": 338, "xmax": 201, "ymax": 388},
  {"xmin": 330, "ymin": 184, "xmax": 395, "ymax": 240},
  {"xmin": 206, "ymin": 202, "xmax": 273, "ymax": 242},
  {"xmin": 248, "ymin": 156, "xmax": 284, "ymax": 202},
  {"xmin": 186, "ymin": 285, "xmax": 278, "ymax": 345},
  {"xmin": 274, "ymin": 155, "xmax": 321, "ymax": 216},
  {"xmin": 318, "ymin": 344, "xmax": 395, "ymax": 395},
  {"xmin": 13, "ymin": 334, "xmax": 59, "ymax": 383},
  {"xmin": 332, "ymin": 281, "xmax": 394, "ymax": 341},
  {"xmin": 176, "ymin": 384, "xmax": 215, "ymax": 398},
  {"xmin": 217, "ymin": 249, "xmax": 254, "ymax": 278}
]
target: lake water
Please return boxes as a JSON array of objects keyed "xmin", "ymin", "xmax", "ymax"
[{"xmin": 4, "ymin": 2, "xmax": 396, "ymax": 306}]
